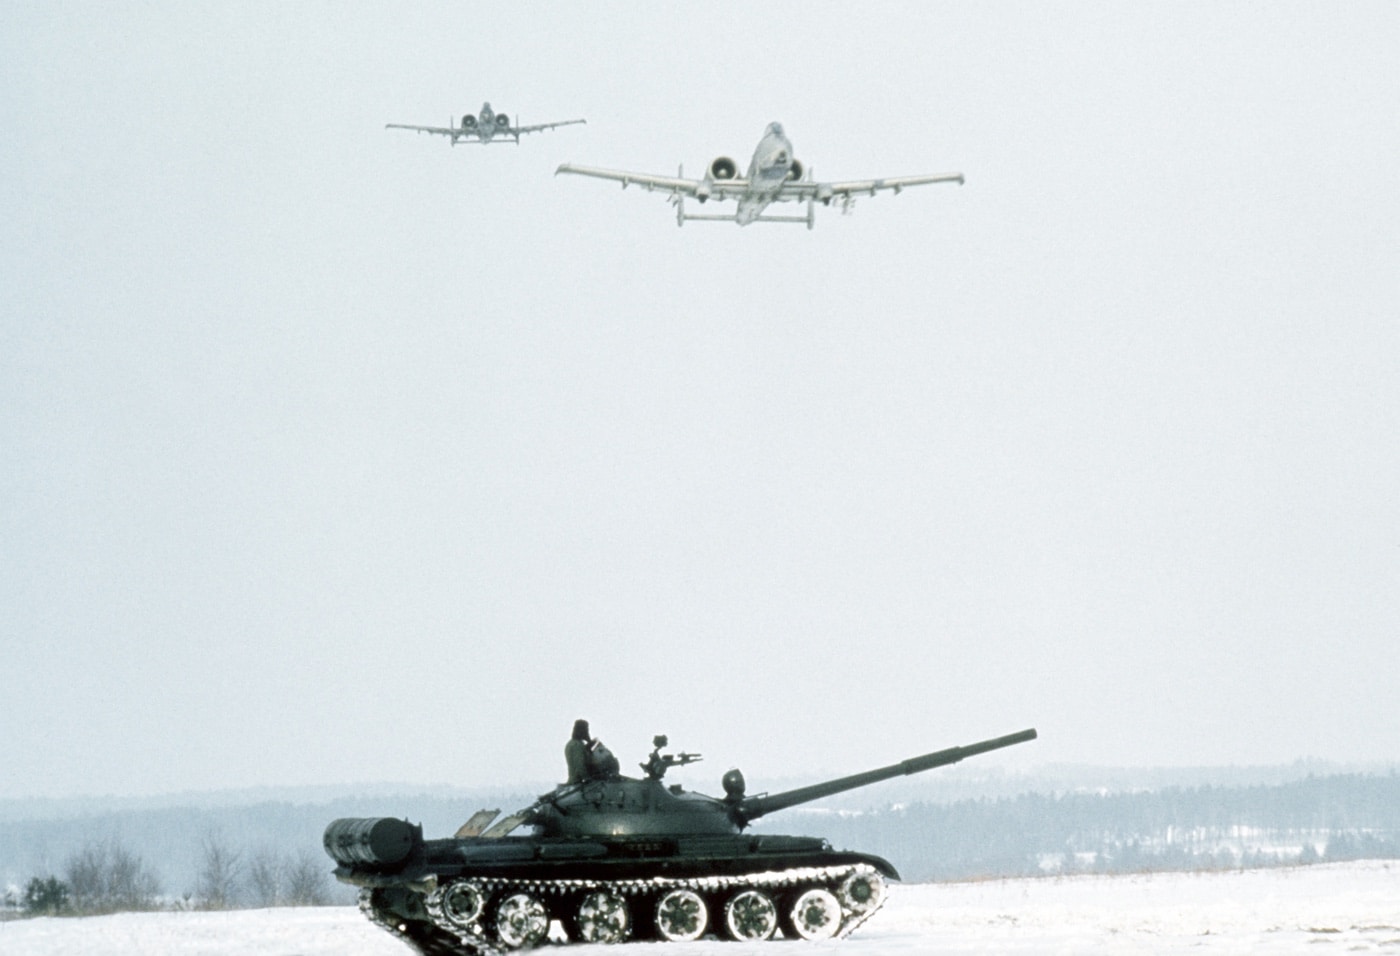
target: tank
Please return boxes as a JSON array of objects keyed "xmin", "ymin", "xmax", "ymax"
[{"xmin": 325, "ymin": 727, "xmax": 1036, "ymax": 955}]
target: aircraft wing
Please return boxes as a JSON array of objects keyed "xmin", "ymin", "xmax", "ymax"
[
  {"xmin": 513, "ymin": 118, "xmax": 587, "ymax": 135},
  {"xmin": 779, "ymin": 171, "xmax": 965, "ymax": 201},
  {"xmin": 385, "ymin": 123, "xmax": 459, "ymax": 137},
  {"xmin": 555, "ymin": 163, "xmax": 752, "ymax": 198}
]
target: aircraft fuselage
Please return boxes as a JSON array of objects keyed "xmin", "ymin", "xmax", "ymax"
[
  {"xmin": 469, "ymin": 102, "xmax": 500, "ymax": 143},
  {"xmin": 736, "ymin": 122, "xmax": 796, "ymax": 225}
]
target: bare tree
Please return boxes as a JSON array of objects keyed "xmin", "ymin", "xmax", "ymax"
[
  {"xmin": 283, "ymin": 849, "xmax": 330, "ymax": 906},
  {"xmin": 246, "ymin": 848, "xmax": 283, "ymax": 908},
  {"xmin": 106, "ymin": 842, "xmax": 161, "ymax": 912},
  {"xmin": 196, "ymin": 833, "xmax": 243, "ymax": 909},
  {"xmin": 64, "ymin": 839, "xmax": 161, "ymax": 914},
  {"xmin": 65, "ymin": 842, "xmax": 107, "ymax": 913}
]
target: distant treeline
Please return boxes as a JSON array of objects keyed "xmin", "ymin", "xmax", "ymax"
[
  {"xmin": 0, "ymin": 790, "xmax": 536, "ymax": 911},
  {"xmin": 3, "ymin": 773, "xmax": 1398, "ymax": 915},
  {"xmin": 4, "ymin": 836, "xmax": 335, "ymax": 917},
  {"xmin": 758, "ymin": 772, "xmax": 1400, "ymax": 881}
]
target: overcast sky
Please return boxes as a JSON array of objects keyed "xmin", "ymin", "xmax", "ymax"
[{"xmin": 2, "ymin": 3, "xmax": 1397, "ymax": 801}]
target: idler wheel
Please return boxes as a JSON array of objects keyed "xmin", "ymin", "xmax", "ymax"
[
  {"xmin": 654, "ymin": 888, "xmax": 708, "ymax": 942},
  {"xmin": 788, "ymin": 888, "xmax": 842, "ymax": 940},
  {"xmin": 438, "ymin": 880, "xmax": 486, "ymax": 929},
  {"xmin": 836, "ymin": 867, "xmax": 886, "ymax": 914},
  {"xmin": 575, "ymin": 888, "xmax": 630, "ymax": 943},
  {"xmin": 724, "ymin": 889, "xmax": 778, "ymax": 941},
  {"xmin": 493, "ymin": 892, "xmax": 549, "ymax": 949}
]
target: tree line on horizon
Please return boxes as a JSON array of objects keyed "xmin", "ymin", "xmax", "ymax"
[
  {"xmin": 4, "ymin": 771, "xmax": 1398, "ymax": 918},
  {"xmin": 765, "ymin": 771, "xmax": 1400, "ymax": 880},
  {"xmin": 5, "ymin": 834, "xmax": 335, "ymax": 918}
]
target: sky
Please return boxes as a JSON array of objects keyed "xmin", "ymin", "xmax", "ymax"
[{"xmin": 2, "ymin": 2, "xmax": 1397, "ymax": 801}]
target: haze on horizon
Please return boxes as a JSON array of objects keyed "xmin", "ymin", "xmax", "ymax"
[{"xmin": 2, "ymin": 3, "xmax": 1397, "ymax": 801}]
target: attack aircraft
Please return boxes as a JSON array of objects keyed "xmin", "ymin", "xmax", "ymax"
[
  {"xmin": 555, "ymin": 122, "xmax": 962, "ymax": 228},
  {"xmin": 387, "ymin": 102, "xmax": 585, "ymax": 146}
]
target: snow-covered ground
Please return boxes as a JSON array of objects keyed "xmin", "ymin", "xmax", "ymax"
[{"xmin": 3, "ymin": 861, "xmax": 1396, "ymax": 955}]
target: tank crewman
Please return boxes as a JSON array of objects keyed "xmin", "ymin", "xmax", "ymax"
[
  {"xmin": 565, "ymin": 719, "xmax": 621, "ymax": 783},
  {"xmin": 565, "ymin": 719, "xmax": 593, "ymax": 783}
]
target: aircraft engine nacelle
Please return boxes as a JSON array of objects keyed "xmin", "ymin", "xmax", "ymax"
[
  {"xmin": 496, "ymin": 113, "xmax": 511, "ymax": 128},
  {"xmin": 709, "ymin": 156, "xmax": 738, "ymax": 180},
  {"xmin": 786, "ymin": 159, "xmax": 804, "ymax": 182},
  {"xmin": 461, "ymin": 114, "xmax": 478, "ymax": 130}
]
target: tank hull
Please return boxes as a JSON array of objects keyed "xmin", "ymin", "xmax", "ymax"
[{"xmin": 334, "ymin": 833, "xmax": 896, "ymax": 955}]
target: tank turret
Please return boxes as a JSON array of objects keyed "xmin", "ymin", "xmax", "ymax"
[{"xmin": 325, "ymin": 727, "xmax": 1037, "ymax": 954}]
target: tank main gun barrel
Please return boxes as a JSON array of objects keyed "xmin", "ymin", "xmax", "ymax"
[{"xmin": 732, "ymin": 728, "xmax": 1037, "ymax": 827}]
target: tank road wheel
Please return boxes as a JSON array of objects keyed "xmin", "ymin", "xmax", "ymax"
[
  {"xmin": 654, "ymin": 888, "xmax": 708, "ymax": 942},
  {"xmin": 575, "ymin": 889, "xmax": 630, "ymax": 943},
  {"xmin": 494, "ymin": 892, "xmax": 549, "ymax": 949},
  {"xmin": 438, "ymin": 880, "xmax": 487, "ymax": 930},
  {"xmin": 724, "ymin": 889, "xmax": 779, "ymax": 941},
  {"xmin": 788, "ymin": 888, "xmax": 842, "ymax": 940},
  {"xmin": 836, "ymin": 867, "xmax": 887, "ymax": 915}
]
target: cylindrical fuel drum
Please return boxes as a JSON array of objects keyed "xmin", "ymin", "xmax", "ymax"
[{"xmin": 323, "ymin": 817, "xmax": 420, "ymax": 867}]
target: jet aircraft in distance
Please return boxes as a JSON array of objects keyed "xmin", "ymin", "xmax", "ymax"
[
  {"xmin": 555, "ymin": 122, "xmax": 962, "ymax": 228},
  {"xmin": 387, "ymin": 102, "xmax": 585, "ymax": 146}
]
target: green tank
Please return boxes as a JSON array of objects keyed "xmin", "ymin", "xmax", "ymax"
[{"xmin": 324, "ymin": 728, "xmax": 1036, "ymax": 955}]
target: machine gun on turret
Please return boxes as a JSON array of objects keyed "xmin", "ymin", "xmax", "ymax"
[{"xmin": 641, "ymin": 734, "xmax": 703, "ymax": 780}]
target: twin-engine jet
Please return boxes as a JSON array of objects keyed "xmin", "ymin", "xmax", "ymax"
[
  {"xmin": 556, "ymin": 122, "xmax": 963, "ymax": 228},
  {"xmin": 386, "ymin": 102, "xmax": 585, "ymax": 146}
]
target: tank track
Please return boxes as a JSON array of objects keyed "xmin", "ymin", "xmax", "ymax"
[
  {"xmin": 358, "ymin": 863, "xmax": 887, "ymax": 955},
  {"xmin": 360, "ymin": 888, "xmax": 498, "ymax": 956}
]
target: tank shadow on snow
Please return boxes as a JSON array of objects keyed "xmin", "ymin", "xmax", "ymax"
[{"xmin": 324, "ymin": 728, "xmax": 1037, "ymax": 955}]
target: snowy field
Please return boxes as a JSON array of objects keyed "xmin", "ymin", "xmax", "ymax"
[{"xmin": 3, "ymin": 861, "xmax": 1396, "ymax": 955}]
